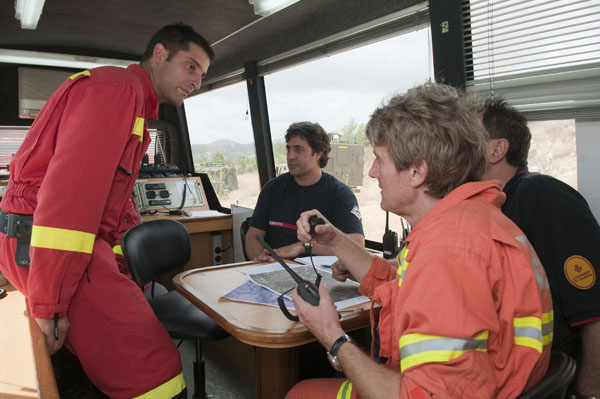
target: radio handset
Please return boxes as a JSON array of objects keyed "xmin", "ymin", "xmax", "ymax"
[
  {"xmin": 308, "ymin": 215, "xmax": 325, "ymax": 235},
  {"xmin": 255, "ymin": 235, "xmax": 320, "ymax": 306}
]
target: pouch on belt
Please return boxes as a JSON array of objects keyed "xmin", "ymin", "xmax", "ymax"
[{"xmin": 0, "ymin": 211, "xmax": 33, "ymax": 267}]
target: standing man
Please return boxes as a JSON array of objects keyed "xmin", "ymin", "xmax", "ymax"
[
  {"xmin": 245, "ymin": 121, "xmax": 364, "ymax": 261},
  {"xmin": 286, "ymin": 83, "xmax": 553, "ymax": 398},
  {"xmin": 480, "ymin": 99, "xmax": 600, "ymax": 399},
  {"xmin": 0, "ymin": 23, "xmax": 213, "ymax": 398}
]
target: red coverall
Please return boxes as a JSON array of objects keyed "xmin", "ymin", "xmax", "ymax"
[
  {"xmin": 286, "ymin": 181, "xmax": 553, "ymax": 399},
  {"xmin": 0, "ymin": 65, "xmax": 184, "ymax": 398}
]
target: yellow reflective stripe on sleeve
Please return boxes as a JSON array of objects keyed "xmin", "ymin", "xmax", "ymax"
[
  {"xmin": 31, "ymin": 225, "xmax": 95, "ymax": 254},
  {"xmin": 513, "ymin": 316, "xmax": 543, "ymax": 353},
  {"xmin": 399, "ymin": 331, "xmax": 488, "ymax": 371},
  {"xmin": 132, "ymin": 117, "xmax": 144, "ymax": 142},
  {"xmin": 132, "ymin": 371, "xmax": 185, "ymax": 399},
  {"xmin": 336, "ymin": 380, "xmax": 353, "ymax": 399},
  {"xmin": 69, "ymin": 70, "xmax": 90, "ymax": 80},
  {"xmin": 396, "ymin": 246, "xmax": 410, "ymax": 287},
  {"xmin": 113, "ymin": 244, "xmax": 123, "ymax": 256},
  {"xmin": 542, "ymin": 310, "xmax": 554, "ymax": 346}
]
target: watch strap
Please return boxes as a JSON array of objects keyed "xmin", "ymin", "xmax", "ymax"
[
  {"xmin": 304, "ymin": 242, "xmax": 312, "ymax": 257},
  {"xmin": 328, "ymin": 333, "xmax": 351, "ymax": 357}
]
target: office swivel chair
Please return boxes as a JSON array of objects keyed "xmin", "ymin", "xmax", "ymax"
[
  {"xmin": 519, "ymin": 351, "xmax": 576, "ymax": 399},
  {"xmin": 121, "ymin": 219, "xmax": 229, "ymax": 399}
]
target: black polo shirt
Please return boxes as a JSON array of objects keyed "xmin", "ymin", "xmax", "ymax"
[{"xmin": 502, "ymin": 167, "xmax": 600, "ymax": 351}]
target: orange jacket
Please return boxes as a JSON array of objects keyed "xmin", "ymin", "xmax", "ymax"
[
  {"xmin": 360, "ymin": 181, "xmax": 553, "ymax": 398},
  {"xmin": 1, "ymin": 65, "xmax": 155, "ymax": 319}
]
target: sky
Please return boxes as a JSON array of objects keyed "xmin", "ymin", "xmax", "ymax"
[{"xmin": 184, "ymin": 27, "xmax": 434, "ymax": 145}]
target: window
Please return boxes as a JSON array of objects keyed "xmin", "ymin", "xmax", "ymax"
[
  {"xmin": 264, "ymin": 27, "xmax": 434, "ymax": 241},
  {"xmin": 0, "ymin": 126, "xmax": 28, "ymax": 177},
  {"xmin": 184, "ymin": 81, "xmax": 259, "ymax": 208},
  {"xmin": 463, "ymin": 0, "xmax": 600, "ymax": 120},
  {"xmin": 528, "ymin": 119, "xmax": 577, "ymax": 189}
]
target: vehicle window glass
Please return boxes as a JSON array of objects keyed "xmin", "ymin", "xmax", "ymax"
[
  {"xmin": 184, "ymin": 81, "xmax": 259, "ymax": 208},
  {"xmin": 528, "ymin": 119, "xmax": 577, "ymax": 189},
  {"xmin": 264, "ymin": 27, "xmax": 434, "ymax": 241},
  {"xmin": 0, "ymin": 126, "xmax": 28, "ymax": 178}
]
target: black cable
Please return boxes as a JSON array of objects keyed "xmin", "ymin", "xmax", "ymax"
[{"xmin": 306, "ymin": 246, "xmax": 322, "ymax": 287}]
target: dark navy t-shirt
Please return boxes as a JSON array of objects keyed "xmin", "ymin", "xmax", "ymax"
[
  {"xmin": 250, "ymin": 172, "xmax": 363, "ymax": 249},
  {"xmin": 502, "ymin": 167, "xmax": 600, "ymax": 351}
]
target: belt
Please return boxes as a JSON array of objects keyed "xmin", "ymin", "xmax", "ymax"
[{"xmin": 0, "ymin": 210, "xmax": 33, "ymax": 267}]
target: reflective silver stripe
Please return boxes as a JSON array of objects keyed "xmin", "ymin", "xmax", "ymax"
[
  {"xmin": 337, "ymin": 380, "xmax": 352, "ymax": 399},
  {"xmin": 542, "ymin": 321, "xmax": 553, "ymax": 337},
  {"xmin": 400, "ymin": 336, "xmax": 488, "ymax": 359},
  {"xmin": 515, "ymin": 235, "xmax": 550, "ymax": 290},
  {"xmin": 514, "ymin": 326, "xmax": 542, "ymax": 341}
]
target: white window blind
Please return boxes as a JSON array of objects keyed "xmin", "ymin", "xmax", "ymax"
[{"xmin": 463, "ymin": 0, "xmax": 600, "ymax": 120}]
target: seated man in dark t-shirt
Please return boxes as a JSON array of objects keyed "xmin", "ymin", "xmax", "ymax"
[
  {"xmin": 246, "ymin": 121, "xmax": 364, "ymax": 261},
  {"xmin": 480, "ymin": 99, "xmax": 600, "ymax": 399}
]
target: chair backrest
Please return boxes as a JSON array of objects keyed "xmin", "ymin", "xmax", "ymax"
[
  {"xmin": 518, "ymin": 351, "xmax": 577, "ymax": 399},
  {"xmin": 240, "ymin": 216, "xmax": 251, "ymax": 261},
  {"xmin": 121, "ymin": 219, "xmax": 191, "ymax": 288}
]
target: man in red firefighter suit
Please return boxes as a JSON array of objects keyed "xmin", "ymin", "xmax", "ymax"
[
  {"xmin": 0, "ymin": 24, "xmax": 213, "ymax": 398},
  {"xmin": 286, "ymin": 83, "xmax": 553, "ymax": 399}
]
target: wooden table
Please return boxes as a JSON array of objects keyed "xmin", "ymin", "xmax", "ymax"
[
  {"xmin": 173, "ymin": 261, "xmax": 374, "ymax": 399},
  {"xmin": 0, "ymin": 284, "xmax": 58, "ymax": 399}
]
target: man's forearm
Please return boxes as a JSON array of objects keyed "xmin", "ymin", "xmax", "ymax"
[
  {"xmin": 577, "ymin": 320, "xmax": 600, "ymax": 396},
  {"xmin": 337, "ymin": 341, "xmax": 402, "ymax": 398}
]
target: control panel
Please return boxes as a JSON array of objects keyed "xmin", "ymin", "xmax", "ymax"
[{"xmin": 133, "ymin": 177, "xmax": 206, "ymax": 212}]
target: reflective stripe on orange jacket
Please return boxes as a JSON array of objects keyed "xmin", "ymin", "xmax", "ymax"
[{"xmin": 360, "ymin": 181, "xmax": 553, "ymax": 398}]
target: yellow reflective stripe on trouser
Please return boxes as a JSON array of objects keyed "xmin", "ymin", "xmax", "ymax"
[
  {"xmin": 132, "ymin": 117, "xmax": 144, "ymax": 142},
  {"xmin": 31, "ymin": 225, "xmax": 95, "ymax": 254},
  {"xmin": 69, "ymin": 70, "xmax": 90, "ymax": 80},
  {"xmin": 513, "ymin": 317, "xmax": 543, "ymax": 353},
  {"xmin": 113, "ymin": 244, "xmax": 123, "ymax": 256},
  {"xmin": 336, "ymin": 380, "xmax": 353, "ymax": 399},
  {"xmin": 399, "ymin": 331, "xmax": 489, "ymax": 371},
  {"xmin": 396, "ymin": 246, "xmax": 410, "ymax": 287},
  {"xmin": 132, "ymin": 371, "xmax": 185, "ymax": 399},
  {"xmin": 542, "ymin": 310, "xmax": 554, "ymax": 346}
]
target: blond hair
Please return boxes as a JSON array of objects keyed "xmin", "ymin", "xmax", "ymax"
[{"xmin": 366, "ymin": 82, "xmax": 488, "ymax": 198}]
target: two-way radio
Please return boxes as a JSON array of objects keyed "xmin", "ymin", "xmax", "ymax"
[{"xmin": 382, "ymin": 211, "xmax": 398, "ymax": 259}]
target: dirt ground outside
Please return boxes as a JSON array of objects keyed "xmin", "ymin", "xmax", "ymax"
[{"xmin": 223, "ymin": 119, "xmax": 577, "ymax": 241}]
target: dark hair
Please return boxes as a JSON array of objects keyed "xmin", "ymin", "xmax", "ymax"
[
  {"xmin": 285, "ymin": 122, "xmax": 331, "ymax": 168},
  {"xmin": 140, "ymin": 23, "xmax": 214, "ymax": 63},
  {"xmin": 366, "ymin": 82, "xmax": 488, "ymax": 199},
  {"xmin": 480, "ymin": 98, "xmax": 530, "ymax": 168}
]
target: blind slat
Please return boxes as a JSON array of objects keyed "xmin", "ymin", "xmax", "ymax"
[{"xmin": 463, "ymin": 0, "xmax": 600, "ymax": 119}]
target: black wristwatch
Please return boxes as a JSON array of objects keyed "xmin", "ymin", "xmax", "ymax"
[{"xmin": 327, "ymin": 334, "xmax": 352, "ymax": 371}]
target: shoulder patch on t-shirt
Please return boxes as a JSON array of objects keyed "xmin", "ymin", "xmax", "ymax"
[
  {"xmin": 350, "ymin": 205, "xmax": 361, "ymax": 220},
  {"xmin": 564, "ymin": 255, "xmax": 596, "ymax": 290}
]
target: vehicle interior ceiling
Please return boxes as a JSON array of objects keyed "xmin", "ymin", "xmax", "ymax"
[{"xmin": 0, "ymin": 0, "xmax": 424, "ymax": 219}]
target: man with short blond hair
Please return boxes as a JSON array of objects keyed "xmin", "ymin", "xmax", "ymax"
[{"xmin": 286, "ymin": 83, "xmax": 553, "ymax": 399}]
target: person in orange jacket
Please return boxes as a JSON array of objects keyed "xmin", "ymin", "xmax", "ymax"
[
  {"xmin": 286, "ymin": 83, "xmax": 553, "ymax": 399},
  {"xmin": 0, "ymin": 24, "xmax": 212, "ymax": 398}
]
